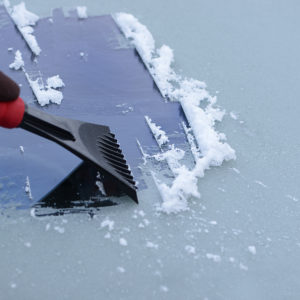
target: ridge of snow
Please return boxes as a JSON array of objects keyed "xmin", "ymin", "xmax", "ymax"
[
  {"xmin": 116, "ymin": 13, "xmax": 236, "ymax": 213},
  {"xmin": 5, "ymin": 1, "xmax": 41, "ymax": 55}
]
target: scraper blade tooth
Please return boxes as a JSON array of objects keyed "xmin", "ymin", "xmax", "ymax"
[
  {"xmin": 101, "ymin": 137, "xmax": 121, "ymax": 148},
  {"xmin": 98, "ymin": 143, "xmax": 125, "ymax": 160},
  {"xmin": 103, "ymin": 155, "xmax": 131, "ymax": 174},
  {"xmin": 97, "ymin": 138, "xmax": 126, "ymax": 162},
  {"xmin": 96, "ymin": 135, "xmax": 136, "ymax": 187},
  {"xmin": 104, "ymin": 134, "xmax": 118, "ymax": 143}
]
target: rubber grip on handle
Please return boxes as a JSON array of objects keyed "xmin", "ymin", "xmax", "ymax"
[
  {"xmin": 0, "ymin": 97, "xmax": 25, "ymax": 128},
  {"xmin": 0, "ymin": 71, "xmax": 20, "ymax": 102}
]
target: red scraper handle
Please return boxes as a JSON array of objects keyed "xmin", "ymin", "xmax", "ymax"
[
  {"xmin": 0, "ymin": 71, "xmax": 25, "ymax": 128},
  {"xmin": 0, "ymin": 97, "xmax": 25, "ymax": 128}
]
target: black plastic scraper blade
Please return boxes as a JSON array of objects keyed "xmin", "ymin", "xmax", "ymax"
[{"xmin": 20, "ymin": 105, "xmax": 138, "ymax": 203}]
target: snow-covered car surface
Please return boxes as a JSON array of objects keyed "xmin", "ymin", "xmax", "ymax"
[{"xmin": 1, "ymin": 1, "xmax": 300, "ymax": 299}]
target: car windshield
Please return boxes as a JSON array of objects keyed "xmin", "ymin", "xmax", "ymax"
[{"xmin": 1, "ymin": 1, "xmax": 300, "ymax": 300}]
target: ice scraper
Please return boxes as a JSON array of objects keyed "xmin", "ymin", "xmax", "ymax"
[{"xmin": 0, "ymin": 71, "xmax": 138, "ymax": 203}]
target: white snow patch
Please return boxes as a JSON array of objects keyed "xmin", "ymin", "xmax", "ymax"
[
  {"xmin": 152, "ymin": 167, "xmax": 198, "ymax": 214},
  {"xmin": 119, "ymin": 238, "xmax": 128, "ymax": 246},
  {"xmin": 46, "ymin": 75, "xmax": 65, "ymax": 89},
  {"xmin": 230, "ymin": 111, "xmax": 238, "ymax": 120},
  {"xmin": 114, "ymin": 13, "xmax": 155, "ymax": 63},
  {"xmin": 25, "ymin": 176, "xmax": 32, "ymax": 200},
  {"xmin": 145, "ymin": 116, "xmax": 169, "ymax": 147},
  {"xmin": 153, "ymin": 145, "xmax": 185, "ymax": 174},
  {"xmin": 9, "ymin": 50, "xmax": 24, "ymax": 70},
  {"xmin": 8, "ymin": 47, "xmax": 13, "ymax": 51},
  {"xmin": 146, "ymin": 241, "xmax": 159, "ymax": 249},
  {"xmin": 206, "ymin": 253, "xmax": 221, "ymax": 262},
  {"xmin": 6, "ymin": 2, "xmax": 41, "ymax": 55},
  {"xmin": 19, "ymin": 26, "xmax": 41, "ymax": 55},
  {"xmin": 117, "ymin": 266, "xmax": 125, "ymax": 273},
  {"xmin": 54, "ymin": 226, "xmax": 65, "ymax": 234},
  {"xmin": 76, "ymin": 6, "xmax": 88, "ymax": 19},
  {"xmin": 138, "ymin": 210, "xmax": 146, "ymax": 217},
  {"xmin": 116, "ymin": 13, "xmax": 235, "ymax": 213},
  {"xmin": 19, "ymin": 146, "xmax": 24, "ymax": 153},
  {"xmin": 229, "ymin": 257, "xmax": 235, "ymax": 263},
  {"xmin": 185, "ymin": 245, "xmax": 196, "ymax": 254},
  {"xmin": 10, "ymin": 2, "xmax": 39, "ymax": 27},
  {"xmin": 248, "ymin": 245, "xmax": 256, "ymax": 255},
  {"xmin": 25, "ymin": 73, "xmax": 64, "ymax": 106},
  {"xmin": 143, "ymin": 219, "xmax": 150, "ymax": 226},
  {"xmin": 100, "ymin": 219, "xmax": 114, "ymax": 231}
]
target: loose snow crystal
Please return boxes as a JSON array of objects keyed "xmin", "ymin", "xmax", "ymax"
[
  {"xmin": 101, "ymin": 219, "xmax": 114, "ymax": 231},
  {"xmin": 146, "ymin": 241, "xmax": 159, "ymax": 249},
  {"xmin": 10, "ymin": 282, "xmax": 17, "ymax": 289},
  {"xmin": 119, "ymin": 238, "xmax": 128, "ymax": 246},
  {"xmin": 9, "ymin": 50, "xmax": 24, "ymax": 70},
  {"xmin": 24, "ymin": 242, "xmax": 31, "ymax": 248},
  {"xmin": 248, "ymin": 245, "xmax": 256, "ymax": 255},
  {"xmin": 206, "ymin": 253, "xmax": 221, "ymax": 262},
  {"xmin": 54, "ymin": 226, "xmax": 65, "ymax": 234},
  {"xmin": 117, "ymin": 266, "xmax": 125, "ymax": 273},
  {"xmin": 160, "ymin": 286, "xmax": 169, "ymax": 292},
  {"xmin": 138, "ymin": 210, "xmax": 146, "ymax": 217},
  {"xmin": 239, "ymin": 263, "xmax": 248, "ymax": 271},
  {"xmin": 185, "ymin": 245, "xmax": 196, "ymax": 254},
  {"xmin": 115, "ymin": 13, "xmax": 236, "ymax": 213},
  {"xmin": 5, "ymin": 1, "xmax": 41, "ymax": 55},
  {"xmin": 76, "ymin": 6, "xmax": 88, "ymax": 19},
  {"xmin": 230, "ymin": 111, "xmax": 238, "ymax": 120},
  {"xmin": 95, "ymin": 172, "xmax": 106, "ymax": 195}
]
